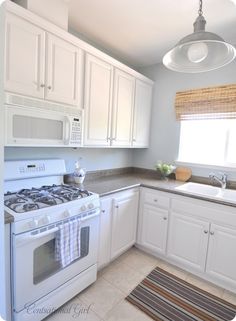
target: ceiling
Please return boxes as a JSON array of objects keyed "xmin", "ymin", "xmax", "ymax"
[{"xmin": 68, "ymin": 0, "xmax": 236, "ymax": 68}]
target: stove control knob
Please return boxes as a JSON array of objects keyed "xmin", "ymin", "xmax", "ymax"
[
  {"xmin": 88, "ymin": 203, "xmax": 94, "ymax": 209},
  {"xmin": 44, "ymin": 215, "xmax": 51, "ymax": 224},
  {"xmin": 80, "ymin": 205, "xmax": 87, "ymax": 212},
  {"xmin": 30, "ymin": 218, "xmax": 39, "ymax": 229}
]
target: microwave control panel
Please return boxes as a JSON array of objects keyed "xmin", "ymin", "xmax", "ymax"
[{"xmin": 70, "ymin": 117, "xmax": 81, "ymax": 144}]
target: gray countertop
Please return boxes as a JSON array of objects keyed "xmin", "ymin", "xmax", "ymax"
[
  {"xmin": 5, "ymin": 173, "xmax": 236, "ymax": 224},
  {"xmin": 84, "ymin": 173, "xmax": 236, "ymax": 207}
]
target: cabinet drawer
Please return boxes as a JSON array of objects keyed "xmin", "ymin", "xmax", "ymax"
[{"xmin": 143, "ymin": 190, "xmax": 170, "ymax": 209}]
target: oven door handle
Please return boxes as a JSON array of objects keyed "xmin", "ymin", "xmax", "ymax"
[
  {"xmin": 15, "ymin": 210, "xmax": 100, "ymax": 246},
  {"xmin": 16, "ymin": 226, "xmax": 59, "ymax": 246},
  {"xmin": 80, "ymin": 210, "xmax": 100, "ymax": 222}
]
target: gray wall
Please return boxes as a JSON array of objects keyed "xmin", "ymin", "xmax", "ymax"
[
  {"xmin": 5, "ymin": 147, "xmax": 133, "ymax": 173},
  {"xmin": 133, "ymin": 60, "xmax": 236, "ymax": 179}
]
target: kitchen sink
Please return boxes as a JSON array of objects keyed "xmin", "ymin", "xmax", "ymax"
[{"xmin": 175, "ymin": 182, "xmax": 236, "ymax": 203}]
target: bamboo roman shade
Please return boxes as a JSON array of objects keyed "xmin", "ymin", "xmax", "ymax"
[{"xmin": 175, "ymin": 84, "xmax": 236, "ymax": 120}]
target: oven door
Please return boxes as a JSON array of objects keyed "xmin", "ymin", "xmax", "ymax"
[{"xmin": 12, "ymin": 211, "xmax": 99, "ymax": 313}]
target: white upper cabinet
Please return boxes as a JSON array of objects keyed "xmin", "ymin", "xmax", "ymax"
[
  {"xmin": 5, "ymin": 13, "xmax": 45, "ymax": 99},
  {"xmin": 4, "ymin": 5, "xmax": 153, "ymax": 147},
  {"xmin": 45, "ymin": 33, "xmax": 82, "ymax": 106},
  {"xmin": 112, "ymin": 69, "xmax": 135, "ymax": 147},
  {"xmin": 5, "ymin": 13, "xmax": 83, "ymax": 107},
  {"xmin": 132, "ymin": 80, "xmax": 152, "ymax": 147},
  {"xmin": 83, "ymin": 54, "xmax": 113, "ymax": 146},
  {"xmin": 206, "ymin": 223, "xmax": 236, "ymax": 288}
]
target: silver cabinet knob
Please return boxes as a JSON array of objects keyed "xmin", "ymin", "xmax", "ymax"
[
  {"xmin": 115, "ymin": 205, "xmax": 119, "ymax": 209},
  {"xmin": 40, "ymin": 84, "xmax": 45, "ymax": 88},
  {"xmin": 101, "ymin": 209, "xmax": 105, "ymax": 213},
  {"xmin": 48, "ymin": 86, "xmax": 52, "ymax": 90},
  {"xmin": 210, "ymin": 231, "xmax": 214, "ymax": 235},
  {"xmin": 204, "ymin": 230, "xmax": 208, "ymax": 234},
  {"xmin": 163, "ymin": 217, "xmax": 167, "ymax": 220},
  {"xmin": 154, "ymin": 199, "xmax": 158, "ymax": 202}
]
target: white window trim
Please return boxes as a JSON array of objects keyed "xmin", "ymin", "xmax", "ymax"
[{"xmin": 175, "ymin": 160, "xmax": 236, "ymax": 172}]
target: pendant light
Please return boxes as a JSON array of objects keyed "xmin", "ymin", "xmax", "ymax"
[{"xmin": 163, "ymin": 0, "xmax": 236, "ymax": 73}]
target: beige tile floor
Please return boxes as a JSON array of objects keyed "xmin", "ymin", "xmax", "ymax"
[{"xmin": 45, "ymin": 247, "xmax": 236, "ymax": 321}]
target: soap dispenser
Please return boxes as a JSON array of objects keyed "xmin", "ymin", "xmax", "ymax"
[{"xmin": 73, "ymin": 160, "xmax": 86, "ymax": 184}]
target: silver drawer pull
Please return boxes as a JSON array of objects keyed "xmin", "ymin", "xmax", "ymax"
[{"xmin": 154, "ymin": 199, "xmax": 158, "ymax": 202}]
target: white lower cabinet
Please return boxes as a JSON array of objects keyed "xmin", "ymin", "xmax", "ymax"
[
  {"xmin": 98, "ymin": 197, "xmax": 113, "ymax": 269},
  {"xmin": 98, "ymin": 188, "xmax": 139, "ymax": 269},
  {"xmin": 167, "ymin": 212, "xmax": 209, "ymax": 272},
  {"xmin": 137, "ymin": 188, "xmax": 169, "ymax": 255},
  {"xmin": 206, "ymin": 223, "xmax": 236, "ymax": 288},
  {"xmin": 111, "ymin": 189, "xmax": 139, "ymax": 259},
  {"xmin": 138, "ymin": 187, "xmax": 236, "ymax": 292}
]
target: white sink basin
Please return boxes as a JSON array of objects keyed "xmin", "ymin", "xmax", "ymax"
[{"xmin": 175, "ymin": 182, "xmax": 236, "ymax": 203}]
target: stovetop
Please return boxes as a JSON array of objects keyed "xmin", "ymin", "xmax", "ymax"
[{"xmin": 4, "ymin": 184, "xmax": 93, "ymax": 213}]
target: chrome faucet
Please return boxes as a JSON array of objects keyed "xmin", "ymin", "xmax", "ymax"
[{"xmin": 209, "ymin": 172, "xmax": 227, "ymax": 189}]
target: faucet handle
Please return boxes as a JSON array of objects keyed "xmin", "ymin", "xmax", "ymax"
[{"xmin": 209, "ymin": 172, "xmax": 215, "ymax": 178}]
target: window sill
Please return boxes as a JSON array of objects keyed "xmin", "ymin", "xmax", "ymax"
[{"xmin": 175, "ymin": 161, "xmax": 236, "ymax": 172}]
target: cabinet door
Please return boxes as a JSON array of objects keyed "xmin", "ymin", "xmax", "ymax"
[
  {"xmin": 5, "ymin": 13, "xmax": 45, "ymax": 98},
  {"xmin": 206, "ymin": 224, "xmax": 236, "ymax": 288},
  {"xmin": 45, "ymin": 33, "xmax": 82, "ymax": 106},
  {"xmin": 98, "ymin": 197, "xmax": 112, "ymax": 270},
  {"xmin": 83, "ymin": 54, "xmax": 113, "ymax": 146},
  {"xmin": 112, "ymin": 69, "xmax": 135, "ymax": 147},
  {"xmin": 140, "ymin": 204, "xmax": 168, "ymax": 255},
  {"xmin": 167, "ymin": 212, "xmax": 209, "ymax": 272},
  {"xmin": 132, "ymin": 80, "xmax": 152, "ymax": 147},
  {"xmin": 111, "ymin": 191, "xmax": 139, "ymax": 259}
]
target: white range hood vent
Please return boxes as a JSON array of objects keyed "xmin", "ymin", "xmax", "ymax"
[{"xmin": 12, "ymin": 0, "xmax": 69, "ymax": 30}]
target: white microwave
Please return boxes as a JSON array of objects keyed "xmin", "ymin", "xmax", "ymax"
[{"xmin": 5, "ymin": 104, "xmax": 82, "ymax": 147}]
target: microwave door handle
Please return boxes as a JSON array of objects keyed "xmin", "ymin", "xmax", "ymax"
[{"xmin": 64, "ymin": 116, "xmax": 71, "ymax": 145}]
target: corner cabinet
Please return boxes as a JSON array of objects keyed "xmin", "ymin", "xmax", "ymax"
[
  {"xmin": 5, "ymin": 13, "xmax": 83, "ymax": 107},
  {"xmin": 97, "ymin": 188, "xmax": 139, "ymax": 269}
]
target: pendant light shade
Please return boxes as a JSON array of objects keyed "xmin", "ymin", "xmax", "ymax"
[{"xmin": 163, "ymin": 1, "xmax": 236, "ymax": 73}]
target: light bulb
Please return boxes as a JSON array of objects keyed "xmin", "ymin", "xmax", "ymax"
[{"xmin": 187, "ymin": 42, "xmax": 208, "ymax": 63}]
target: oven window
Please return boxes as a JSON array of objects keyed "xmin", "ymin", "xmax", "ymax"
[{"xmin": 33, "ymin": 227, "xmax": 89, "ymax": 284}]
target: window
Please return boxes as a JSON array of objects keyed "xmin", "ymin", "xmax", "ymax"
[{"xmin": 177, "ymin": 119, "xmax": 236, "ymax": 167}]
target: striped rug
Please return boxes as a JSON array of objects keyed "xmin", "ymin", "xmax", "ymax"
[{"xmin": 126, "ymin": 266, "xmax": 236, "ymax": 321}]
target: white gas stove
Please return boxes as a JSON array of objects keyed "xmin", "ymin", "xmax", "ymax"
[{"xmin": 4, "ymin": 159, "xmax": 100, "ymax": 321}]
